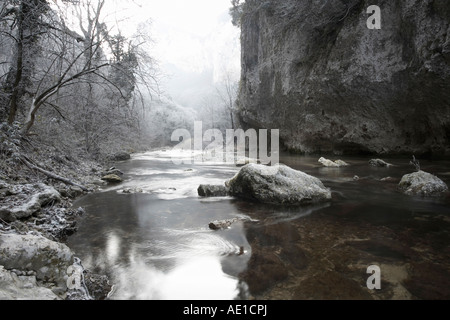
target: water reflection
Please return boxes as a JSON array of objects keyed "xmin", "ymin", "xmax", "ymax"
[{"xmin": 109, "ymin": 254, "xmax": 242, "ymax": 300}]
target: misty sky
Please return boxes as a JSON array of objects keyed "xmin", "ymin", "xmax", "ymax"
[{"xmin": 104, "ymin": 0, "xmax": 241, "ymax": 107}]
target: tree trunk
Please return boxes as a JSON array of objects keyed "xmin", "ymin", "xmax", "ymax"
[
  {"xmin": 7, "ymin": 2, "xmax": 25, "ymax": 125},
  {"xmin": 21, "ymin": 97, "xmax": 40, "ymax": 135},
  {"xmin": 230, "ymin": 111, "xmax": 235, "ymax": 130}
]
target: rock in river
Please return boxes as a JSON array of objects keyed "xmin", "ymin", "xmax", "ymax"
[
  {"xmin": 318, "ymin": 158, "xmax": 349, "ymax": 167},
  {"xmin": 101, "ymin": 174, "xmax": 123, "ymax": 184},
  {"xmin": 209, "ymin": 218, "xmax": 239, "ymax": 231},
  {"xmin": 198, "ymin": 185, "xmax": 229, "ymax": 197},
  {"xmin": 399, "ymin": 171, "xmax": 448, "ymax": 197},
  {"xmin": 225, "ymin": 164, "xmax": 331, "ymax": 205},
  {"xmin": 369, "ymin": 159, "xmax": 393, "ymax": 167}
]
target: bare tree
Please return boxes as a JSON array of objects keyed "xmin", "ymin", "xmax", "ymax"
[
  {"xmin": 215, "ymin": 69, "xmax": 239, "ymax": 130},
  {"xmin": 1, "ymin": 0, "xmax": 160, "ymax": 159},
  {"xmin": 0, "ymin": 0, "xmax": 52, "ymax": 125}
]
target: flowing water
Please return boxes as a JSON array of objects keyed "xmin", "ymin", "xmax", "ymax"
[{"xmin": 67, "ymin": 151, "xmax": 450, "ymax": 300}]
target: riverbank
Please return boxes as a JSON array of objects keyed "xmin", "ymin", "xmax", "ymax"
[{"xmin": 0, "ymin": 123, "xmax": 129, "ymax": 300}]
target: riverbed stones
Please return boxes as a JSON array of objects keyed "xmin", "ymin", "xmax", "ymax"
[
  {"xmin": 198, "ymin": 185, "xmax": 229, "ymax": 197},
  {"xmin": 399, "ymin": 171, "xmax": 448, "ymax": 197},
  {"xmin": 225, "ymin": 164, "xmax": 331, "ymax": 205},
  {"xmin": 0, "ymin": 233, "xmax": 74, "ymax": 287}
]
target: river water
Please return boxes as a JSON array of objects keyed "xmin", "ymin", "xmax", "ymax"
[{"xmin": 67, "ymin": 150, "xmax": 450, "ymax": 300}]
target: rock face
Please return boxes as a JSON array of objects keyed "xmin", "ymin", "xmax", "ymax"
[
  {"xmin": 0, "ymin": 233, "xmax": 74, "ymax": 287},
  {"xmin": 238, "ymin": 0, "xmax": 450, "ymax": 156},
  {"xmin": 225, "ymin": 164, "xmax": 331, "ymax": 205},
  {"xmin": 399, "ymin": 171, "xmax": 448, "ymax": 196}
]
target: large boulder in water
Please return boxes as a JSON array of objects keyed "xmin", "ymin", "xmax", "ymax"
[
  {"xmin": 225, "ymin": 164, "xmax": 331, "ymax": 205},
  {"xmin": 399, "ymin": 171, "xmax": 448, "ymax": 197}
]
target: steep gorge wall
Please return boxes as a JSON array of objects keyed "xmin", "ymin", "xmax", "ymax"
[{"xmin": 237, "ymin": 0, "xmax": 450, "ymax": 156}]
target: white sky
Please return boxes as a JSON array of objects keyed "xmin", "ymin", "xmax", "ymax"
[{"xmin": 104, "ymin": 0, "xmax": 241, "ymax": 80}]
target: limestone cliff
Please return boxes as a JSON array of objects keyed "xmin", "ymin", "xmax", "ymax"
[{"xmin": 237, "ymin": 0, "xmax": 450, "ymax": 156}]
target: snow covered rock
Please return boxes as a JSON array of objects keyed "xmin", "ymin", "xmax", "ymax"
[
  {"xmin": 225, "ymin": 164, "xmax": 331, "ymax": 205},
  {"xmin": 369, "ymin": 159, "xmax": 393, "ymax": 167},
  {"xmin": 399, "ymin": 171, "xmax": 448, "ymax": 197},
  {"xmin": 0, "ymin": 266, "xmax": 60, "ymax": 300},
  {"xmin": 0, "ymin": 184, "xmax": 61, "ymax": 222},
  {"xmin": 101, "ymin": 174, "xmax": 123, "ymax": 183},
  {"xmin": 318, "ymin": 158, "xmax": 349, "ymax": 167},
  {"xmin": 0, "ymin": 233, "xmax": 74, "ymax": 287}
]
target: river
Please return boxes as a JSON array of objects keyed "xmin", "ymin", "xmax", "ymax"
[{"xmin": 67, "ymin": 150, "xmax": 450, "ymax": 300}]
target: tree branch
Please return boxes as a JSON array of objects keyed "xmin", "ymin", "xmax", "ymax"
[{"xmin": 20, "ymin": 156, "xmax": 90, "ymax": 192}]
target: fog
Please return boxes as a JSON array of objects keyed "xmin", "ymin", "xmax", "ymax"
[{"xmin": 103, "ymin": 0, "xmax": 241, "ymax": 111}]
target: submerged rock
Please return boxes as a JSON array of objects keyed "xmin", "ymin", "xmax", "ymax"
[
  {"xmin": 225, "ymin": 164, "xmax": 331, "ymax": 205},
  {"xmin": 0, "ymin": 183, "xmax": 61, "ymax": 222},
  {"xmin": 0, "ymin": 233, "xmax": 74, "ymax": 288},
  {"xmin": 369, "ymin": 159, "xmax": 393, "ymax": 167},
  {"xmin": 399, "ymin": 171, "xmax": 448, "ymax": 197},
  {"xmin": 319, "ymin": 158, "xmax": 349, "ymax": 168},
  {"xmin": 198, "ymin": 185, "xmax": 229, "ymax": 197},
  {"xmin": 120, "ymin": 187, "xmax": 143, "ymax": 194}
]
